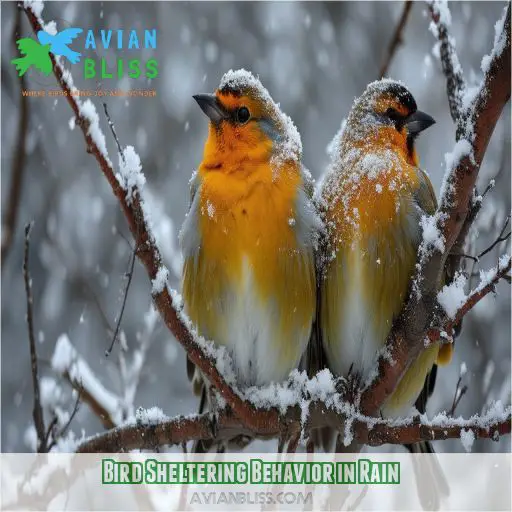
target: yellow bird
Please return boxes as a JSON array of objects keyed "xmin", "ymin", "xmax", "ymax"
[
  {"xmin": 180, "ymin": 70, "xmax": 320, "ymax": 449},
  {"xmin": 318, "ymin": 79, "xmax": 451, "ymax": 506}
]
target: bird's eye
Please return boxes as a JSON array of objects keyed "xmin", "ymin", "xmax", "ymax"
[
  {"xmin": 386, "ymin": 107, "xmax": 400, "ymax": 120},
  {"xmin": 236, "ymin": 107, "xmax": 250, "ymax": 124}
]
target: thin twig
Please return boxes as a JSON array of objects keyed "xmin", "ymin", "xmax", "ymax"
[
  {"xmin": 43, "ymin": 416, "xmax": 59, "ymax": 448},
  {"xmin": 450, "ymin": 252, "xmax": 478, "ymax": 262},
  {"xmin": 2, "ymin": 5, "xmax": 29, "ymax": 270},
  {"xmin": 449, "ymin": 216, "xmax": 510, "ymax": 264},
  {"xmin": 379, "ymin": 1, "xmax": 413, "ymax": 78},
  {"xmin": 47, "ymin": 391, "xmax": 82, "ymax": 451},
  {"xmin": 446, "ymin": 180, "xmax": 496, "ymax": 285},
  {"xmin": 449, "ymin": 376, "xmax": 468, "ymax": 415},
  {"xmin": 81, "ymin": 280, "xmax": 114, "ymax": 336},
  {"xmin": 105, "ymin": 243, "xmax": 136, "ymax": 356},
  {"xmin": 478, "ymin": 215, "xmax": 510, "ymax": 259},
  {"xmin": 102, "ymin": 102, "xmax": 136, "ymax": 356},
  {"xmin": 103, "ymin": 102, "xmax": 124, "ymax": 163},
  {"xmin": 23, "ymin": 222, "xmax": 46, "ymax": 452}
]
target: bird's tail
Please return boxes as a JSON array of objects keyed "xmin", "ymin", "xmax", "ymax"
[
  {"xmin": 11, "ymin": 57, "xmax": 30, "ymax": 77},
  {"xmin": 405, "ymin": 441, "xmax": 450, "ymax": 510},
  {"xmin": 303, "ymin": 303, "xmax": 337, "ymax": 452}
]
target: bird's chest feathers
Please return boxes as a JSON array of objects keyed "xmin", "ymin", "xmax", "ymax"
[
  {"xmin": 197, "ymin": 166, "xmax": 301, "ymax": 291},
  {"xmin": 322, "ymin": 156, "xmax": 422, "ymax": 378},
  {"xmin": 185, "ymin": 165, "xmax": 314, "ymax": 386},
  {"xmin": 326, "ymin": 152, "xmax": 420, "ymax": 249}
]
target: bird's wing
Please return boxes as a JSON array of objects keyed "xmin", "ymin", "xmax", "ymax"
[
  {"xmin": 188, "ymin": 170, "xmax": 201, "ymax": 209},
  {"xmin": 16, "ymin": 38, "xmax": 40, "ymax": 57},
  {"xmin": 55, "ymin": 28, "xmax": 83, "ymax": 45},
  {"xmin": 415, "ymin": 167, "xmax": 438, "ymax": 215},
  {"xmin": 300, "ymin": 164, "xmax": 315, "ymax": 200},
  {"xmin": 179, "ymin": 170, "xmax": 203, "ymax": 261}
]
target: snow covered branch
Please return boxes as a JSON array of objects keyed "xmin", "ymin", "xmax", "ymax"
[
  {"xmin": 436, "ymin": 254, "xmax": 511, "ymax": 339},
  {"xmin": 76, "ymin": 402, "xmax": 511, "ymax": 453},
  {"xmin": 428, "ymin": 0, "xmax": 466, "ymax": 123},
  {"xmin": 51, "ymin": 334, "xmax": 123, "ymax": 429}
]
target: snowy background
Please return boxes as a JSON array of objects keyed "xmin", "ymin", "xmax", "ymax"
[{"xmin": 1, "ymin": 1, "xmax": 510, "ymax": 453}]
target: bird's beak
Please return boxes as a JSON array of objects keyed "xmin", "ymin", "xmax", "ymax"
[
  {"xmin": 193, "ymin": 94, "xmax": 229, "ymax": 124},
  {"xmin": 405, "ymin": 110, "xmax": 436, "ymax": 135}
]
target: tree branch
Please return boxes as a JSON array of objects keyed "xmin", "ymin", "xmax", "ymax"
[
  {"xmin": 428, "ymin": 0, "xmax": 466, "ymax": 124},
  {"xmin": 379, "ymin": 0, "xmax": 413, "ymax": 79},
  {"xmin": 477, "ymin": 215, "xmax": 510, "ymax": 259},
  {"xmin": 51, "ymin": 335, "xmax": 122, "ymax": 430},
  {"xmin": 2, "ymin": 6, "xmax": 29, "ymax": 270},
  {"xmin": 452, "ymin": 256, "xmax": 511, "ymax": 328},
  {"xmin": 105, "ymin": 240, "xmax": 136, "ymax": 357},
  {"xmin": 76, "ymin": 405, "xmax": 511, "ymax": 453},
  {"xmin": 23, "ymin": 222, "xmax": 47, "ymax": 452}
]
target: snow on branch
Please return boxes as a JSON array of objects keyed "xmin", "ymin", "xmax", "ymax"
[
  {"xmin": 437, "ymin": 254, "xmax": 511, "ymax": 328},
  {"xmin": 76, "ymin": 402, "xmax": 511, "ymax": 453},
  {"xmin": 428, "ymin": 0, "xmax": 466, "ymax": 123},
  {"xmin": 51, "ymin": 334, "xmax": 123, "ymax": 429}
]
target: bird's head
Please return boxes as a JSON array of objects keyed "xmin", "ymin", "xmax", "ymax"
[
  {"xmin": 345, "ymin": 79, "xmax": 435, "ymax": 162},
  {"xmin": 194, "ymin": 69, "xmax": 301, "ymax": 172}
]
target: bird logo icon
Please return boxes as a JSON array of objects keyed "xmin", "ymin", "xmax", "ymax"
[
  {"xmin": 11, "ymin": 27, "xmax": 83, "ymax": 77},
  {"xmin": 11, "ymin": 38, "xmax": 52, "ymax": 77},
  {"xmin": 37, "ymin": 28, "xmax": 83, "ymax": 64}
]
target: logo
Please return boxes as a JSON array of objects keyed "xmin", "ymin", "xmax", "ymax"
[
  {"xmin": 11, "ymin": 28, "xmax": 83, "ymax": 76},
  {"xmin": 11, "ymin": 27, "xmax": 158, "ymax": 81}
]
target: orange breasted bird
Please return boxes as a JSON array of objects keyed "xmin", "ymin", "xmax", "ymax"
[
  {"xmin": 317, "ymin": 80, "xmax": 451, "ymax": 506},
  {"xmin": 180, "ymin": 70, "xmax": 320, "ymax": 442}
]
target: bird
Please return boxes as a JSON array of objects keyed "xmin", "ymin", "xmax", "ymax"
[
  {"xmin": 180, "ymin": 69, "xmax": 321, "ymax": 451},
  {"xmin": 11, "ymin": 38, "xmax": 52, "ymax": 77},
  {"xmin": 37, "ymin": 28, "xmax": 83, "ymax": 64},
  {"xmin": 317, "ymin": 79, "xmax": 451, "ymax": 508}
]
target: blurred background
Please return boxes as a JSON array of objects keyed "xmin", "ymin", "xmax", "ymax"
[{"xmin": 1, "ymin": 1, "xmax": 510, "ymax": 453}]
